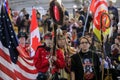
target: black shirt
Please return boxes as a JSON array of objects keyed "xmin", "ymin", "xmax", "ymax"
[{"xmin": 71, "ymin": 51, "xmax": 100, "ymax": 80}]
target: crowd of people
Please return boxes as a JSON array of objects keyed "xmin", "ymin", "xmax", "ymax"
[{"xmin": 9, "ymin": 0, "xmax": 120, "ymax": 80}]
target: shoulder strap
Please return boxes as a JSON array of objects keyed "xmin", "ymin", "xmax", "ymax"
[
  {"xmin": 92, "ymin": 52, "xmax": 98, "ymax": 80},
  {"xmin": 78, "ymin": 53, "xmax": 85, "ymax": 80}
]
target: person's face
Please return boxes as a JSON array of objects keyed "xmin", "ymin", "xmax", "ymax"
[
  {"xmin": 42, "ymin": 15, "xmax": 46, "ymax": 21},
  {"xmin": 70, "ymin": 19, "xmax": 75, "ymax": 24},
  {"xmin": 75, "ymin": 12, "xmax": 79, "ymax": 17},
  {"xmin": 83, "ymin": 6, "xmax": 88, "ymax": 12},
  {"xmin": 117, "ymin": 36, "xmax": 120, "ymax": 42},
  {"xmin": 19, "ymin": 37, "xmax": 26, "ymax": 47},
  {"xmin": 45, "ymin": 39, "xmax": 53, "ymax": 48},
  {"xmin": 57, "ymin": 38, "xmax": 65, "ymax": 48},
  {"xmin": 64, "ymin": 18, "xmax": 69, "ymax": 24},
  {"xmin": 79, "ymin": 38, "xmax": 90, "ymax": 52},
  {"xmin": 37, "ymin": 14, "xmax": 41, "ymax": 19},
  {"xmin": 113, "ymin": 26, "xmax": 117, "ymax": 31},
  {"xmin": 109, "ymin": 1, "xmax": 113, "ymax": 7},
  {"xmin": 72, "ymin": 29, "xmax": 77, "ymax": 35},
  {"xmin": 115, "ymin": 38, "xmax": 119, "ymax": 44},
  {"xmin": 117, "ymin": 29, "xmax": 120, "ymax": 34},
  {"xmin": 78, "ymin": 21, "xmax": 83, "ymax": 27},
  {"xmin": 38, "ymin": 21, "xmax": 42, "ymax": 26},
  {"xmin": 23, "ymin": 9, "xmax": 27, "ymax": 14}
]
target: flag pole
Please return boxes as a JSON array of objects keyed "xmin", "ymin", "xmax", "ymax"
[
  {"xmin": 100, "ymin": 12, "xmax": 106, "ymax": 80},
  {"xmin": 100, "ymin": 12, "xmax": 111, "ymax": 80},
  {"xmin": 82, "ymin": 1, "xmax": 92, "ymax": 36},
  {"xmin": 53, "ymin": 23, "xmax": 57, "ymax": 56},
  {"xmin": 100, "ymin": 21, "xmax": 104, "ymax": 80}
]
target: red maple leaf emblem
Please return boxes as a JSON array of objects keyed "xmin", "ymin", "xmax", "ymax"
[{"xmin": 31, "ymin": 36, "xmax": 40, "ymax": 51}]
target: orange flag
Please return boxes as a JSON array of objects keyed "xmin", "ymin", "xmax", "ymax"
[
  {"xmin": 90, "ymin": 0, "xmax": 110, "ymax": 42},
  {"xmin": 30, "ymin": 8, "xmax": 41, "ymax": 57}
]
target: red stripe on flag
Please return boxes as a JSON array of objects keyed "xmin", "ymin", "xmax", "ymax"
[
  {"xmin": 0, "ymin": 49, "xmax": 11, "ymax": 63},
  {"xmin": 19, "ymin": 56, "xmax": 35, "ymax": 66},
  {"xmin": 19, "ymin": 56, "xmax": 34, "ymax": 65},
  {"xmin": 14, "ymin": 70, "xmax": 31, "ymax": 80},
  {"xmin": 0, "ymin": 48, "xmax": 37, "ymax": 80},
  {"xmin": 94, "ymin": 1, "xmax": 108, "ymax": 14},
  {"xmin": 17, "ymin": 61, "xmax": 38, "ymax": 74},
  {"xmin": 0, "ymin": 63, "xmax": 17, "ymax": 79},
  {"xmin": 0, "ymin": 77, "xmax": 3, "ymax": 80},
  {"xmin": 93, "ymin": 1, "xmax": 108, "ymax": 31},
  {"xmin": 17, "ymin": 46, "xmax": 31, "ymax": 58}
]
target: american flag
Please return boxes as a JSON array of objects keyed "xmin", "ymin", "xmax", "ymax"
[
  {"xmin": 0, "ymin": 5, "xmax": 19, "ymax": 63},
  {"xmin": 0, "ymin": 5, "xmax": 38, "ymax": 80}
]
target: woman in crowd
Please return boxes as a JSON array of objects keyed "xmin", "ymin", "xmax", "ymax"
[{"xmin": 71, "ymin": 36, "xmax": 101, "ymax": 80}]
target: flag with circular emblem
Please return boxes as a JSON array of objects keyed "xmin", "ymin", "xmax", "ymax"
[{"xmin": 90, "ymin": 0, "xmax": 111, "ymax": 42}]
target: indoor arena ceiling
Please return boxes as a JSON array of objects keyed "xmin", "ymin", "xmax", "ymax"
[
  {"xmin": 8, "ymin": 0, "xmax": 77, "ymax": 11},
  {"xmin": 5, "ymin": 0, "xmax": 120, "ymax": 14}
]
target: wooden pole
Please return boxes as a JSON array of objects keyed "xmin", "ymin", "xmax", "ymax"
[
  {"xmin": 53, "ymin": 23, "xmax": 57, "ymax": 56},
  {"xmin": 100, "ymin": 13, "xmax": 111, "ymax": 80}
]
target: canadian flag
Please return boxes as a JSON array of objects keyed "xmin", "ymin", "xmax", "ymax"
[{"xmin": 30, "ymin": 8, "xmax": 40, "ymax": 57}]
